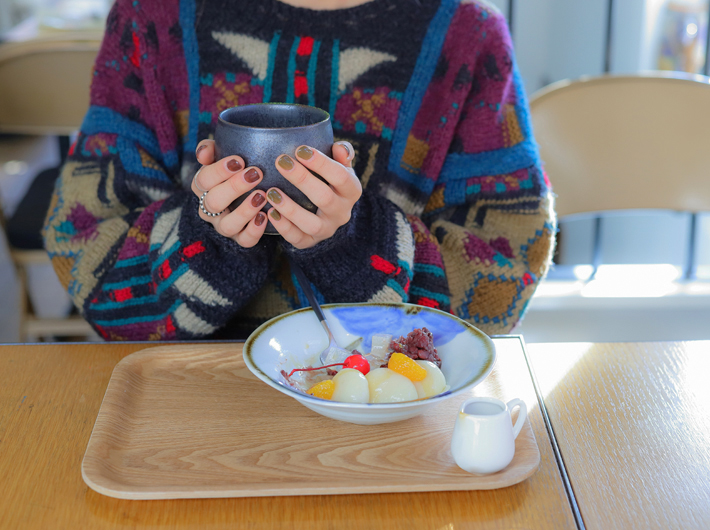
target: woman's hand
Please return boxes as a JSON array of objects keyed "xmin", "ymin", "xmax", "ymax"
[
  {"xmin": 265, "ymin": 142, "xmax": 362, "ymax": 249},
  {"xmin": 191, "ymin": 140, "xmax": 268, "ymax": 248}
]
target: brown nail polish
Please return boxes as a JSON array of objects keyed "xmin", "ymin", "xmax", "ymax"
[
  {"xmin": 255, "ymin": 212, "xmax": 266, "ymax": 226},
  {"xmin": 277, "ymin": 155, "xmax": 294, "ymax": 170},
  {"xmin": 251, "ymin": 193, "xmax": 265, "ymax": 207},
  {"xmin": 196, "ymin": 144, "xmax": 207, "ymax": 157},
  {"xmin": 267, "ymin": 189, "xmax": 282, "ymax": 204},
  {"xmin": 227, "ymin": 158, "xmax": 243, "ymax": 172},
  {"xmin": 296, "ymin": 146, "xmax": 313, "ymax": 160},
  {"xmin": 244, "ymin": 168, "xmax": 259, "ymax": 183},
  {"xmin": 270, "ymin": 209, "xmax": 281, "ymax": 221}
]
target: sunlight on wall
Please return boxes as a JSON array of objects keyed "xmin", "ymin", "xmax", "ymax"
[
  {"xmin": 572, "ymin": 265, "xmax": 595, "ymax": 281},
  {"xmin": 580, "ymin": 264, "xmax": 683, "ymax": 298},
  {"xmin": 684, "ymin": 282, "xmax": 710, "ymax": 295}
]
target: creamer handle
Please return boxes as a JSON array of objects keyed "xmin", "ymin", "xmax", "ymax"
[{"xmin": 507, "ymin": 398, "xmax": 527, "ymax": 439}]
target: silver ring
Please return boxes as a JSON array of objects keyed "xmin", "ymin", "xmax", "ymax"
[
  {"xmin": 193, "ymin": 167, "xmax": 207, "ymax": 193},
  {"xmin": 199, "ymin": 191, "xmax": 223, "ymax": 217}
]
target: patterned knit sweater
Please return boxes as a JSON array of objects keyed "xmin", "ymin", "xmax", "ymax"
[{"xmin": 43, "ymin": 0, "xmax": 556, "ymax": 340}]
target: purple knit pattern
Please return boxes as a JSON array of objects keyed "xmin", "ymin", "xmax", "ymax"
[
  {"xmin": 116, "ymin": 201, "xmax": 162, "ymax": 260},
  {"xmin": 334, "ymin": 87, "xmax": 401, "ymax": 138},
  {"xmin": 66, "ymin": 205, "xmax": 99, "ymax": 242},
  {"xmin": 199, "ymin": 72, "xmax": 265, "ymax": 126},
  {"xmin": 489, "ymin": 237, "xmax": 515, "ymax": 259},
  {"xmin": 463, "ymin": 233, "xmax": 497, "ymax": 266},
  {"xmin": 409, "ymin": 5, "xmax": 518, "ymax": 184}
]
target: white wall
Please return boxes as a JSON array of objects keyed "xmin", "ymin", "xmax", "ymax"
[
  {"xmin": 485, "ymin": 0, "xmax": 509, "ymax": 20},
  {"xmin": 512, "ymin": 0, "xmax": 710, "ymax": 93},
  {"xmin": 511, "ymin": 0, "xmax": 610, "ymax": 94},
  {"xmin": 610, "ymin": 0, "xmax": 649, "ymax": 73},
  {"xmin": 514, "ymin": 0, "xmax": 554, "ymax": 92}
]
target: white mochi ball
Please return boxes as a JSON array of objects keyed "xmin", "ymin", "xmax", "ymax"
[
  {"xmin": 331, "ymin": 368, "xmax": 369, "ymax": 403},
  {"xmin": 366, "ymin": 368, "xmax": 418, "ymax": 403},
  {"xmin": 413, "ymin": 360, "xmax": 447, "ymax": 399}
]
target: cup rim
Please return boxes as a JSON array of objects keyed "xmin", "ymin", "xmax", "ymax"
[
  {"xmin": 459, "ymin": 396, "xmax": 507, "ymax": 418},
  {"xmin": 217, "ymin": 103, "xmax": 331, "ymax": 131}
]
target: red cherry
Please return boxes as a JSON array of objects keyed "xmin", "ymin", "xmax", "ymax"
[
  {"xmin": 287, "ymin": 353, "xmax": 371, "ymax": 379},
  {"xmin": 343, "ymin": 354, "xmax": 370, "ymax": 375}
]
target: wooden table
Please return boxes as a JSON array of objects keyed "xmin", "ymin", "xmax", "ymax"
[
  {"xmin": 0, "ymin": 337, "xmax": 577, "ymax": 530},
  {"xmin": 527, "ymin": 341, "xmax": 710, "ymax": 530}
]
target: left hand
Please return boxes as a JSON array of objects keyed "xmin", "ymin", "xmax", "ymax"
[{"xmin": 265, "ymin": 141, "xmax": 362, "ymax": 249}]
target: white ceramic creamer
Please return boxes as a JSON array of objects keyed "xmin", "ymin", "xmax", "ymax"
[{"xmin": 450, "ymin": 397, "xmax": 527, "ymax": 475}]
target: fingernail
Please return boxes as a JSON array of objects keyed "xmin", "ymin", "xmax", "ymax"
[
  {"xmin": 227, "ymin": 158, "xmax": 243, "ymax": 172},
  {"xmin": 267, "ymin": 189, "xmax": 282, "ymax": 204},
  {"xmin": 251, "ymin": 193, "xmax": 265, "ymax": 207},
  {"xmin": 339, "ymin": 142, "xmax": 351, "ymax": 157},
  {"xmin": 244, "ymin": 167, "xmax": 259, "ymax": 183},
  {"xmin": 270, "ymin": 209, "xmax": 281, "ymax": 221},
  {"xmin": 296, "ymin": 146, "xmax": 313, "ymax": 160},
  {"xmin": 196, "ymin": 144, "xmax": 207, "ymax": 157},
  {"xmin": 255, "ymin": 212, "xmax": 266, "ymax": 226},
  {"xmin": 277, "ymin": 155, "xmax": 294, "ymax": 170}
]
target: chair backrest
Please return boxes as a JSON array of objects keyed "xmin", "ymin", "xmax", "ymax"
[
  {"xmin": 0, "ymin": 35, "xmax": 100, "ymax": 135},
  {"xmin": 529, "ymin": 73, "xmax": 710, "ymax": 218}
]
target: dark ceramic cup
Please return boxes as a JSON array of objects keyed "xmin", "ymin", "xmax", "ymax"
[{"xmin": 214, "ymin": 103, "xmax": 334, "ymax": 235}]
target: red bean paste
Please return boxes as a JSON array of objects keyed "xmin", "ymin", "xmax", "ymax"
[{"xmin": 388, "ymin": 327, "xmax": 441, "ymax": 368}]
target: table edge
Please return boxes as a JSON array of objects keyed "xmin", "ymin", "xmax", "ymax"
[{"xmin": 517, "ymin": 336, "xmax": 585, "ymax": 530}]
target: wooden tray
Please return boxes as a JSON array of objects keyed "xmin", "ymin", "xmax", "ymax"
[{"xmin": 82, "ymin": 344, "xmax": 540, "ymax": 499}]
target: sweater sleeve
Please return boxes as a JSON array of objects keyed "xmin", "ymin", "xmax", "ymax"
[
  {"xmin": 413, "ymin": 7, "xmax": 555, "ymax": 334},
  {"xmin": 42, "ymin": 0, "xmax": 275, "ymax": 340},
  {"xmin": 286, "ymin": 5, "xmax": 555, "ymax": 336}
]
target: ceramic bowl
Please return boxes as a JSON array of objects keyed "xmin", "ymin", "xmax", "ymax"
[
  {"xmin": 243, "ymin": 303, "xmax": 496, "ymax": 425},
  {"xmin": 214, "ymin": 103, "xmax": 333, "ymax": 235}
]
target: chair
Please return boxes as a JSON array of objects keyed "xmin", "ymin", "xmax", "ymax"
[
  {"xmin": 0, "ymin": 33, "xmax": 100, "ymax": 341},
  {"xmin": 0, "ymin": 33, "xmax": 101, "ymax": 135},
  {"xmin": 518, "ymin": 72, "xmax": 710, "ymax": 343},
  {"xmin": 529, "ymin": 72, "xmax": 710, "ymax": 279}
]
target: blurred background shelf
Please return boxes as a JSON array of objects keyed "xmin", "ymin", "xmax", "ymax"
[{"xmin": 0, "ymin": 1, "xmax": 102, "ymax": 342}]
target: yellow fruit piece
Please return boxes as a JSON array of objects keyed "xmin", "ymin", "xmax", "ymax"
[
  {"xmin": 307, "ymin": 379, "xmax": 335, "ymax": 400},
  {"xmin": 388, "ymin": 352, "xmax": 427, "ymax": 382}
]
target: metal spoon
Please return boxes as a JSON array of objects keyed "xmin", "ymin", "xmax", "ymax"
[{"xmin": 287, "ymin": 256, "xmax": 350, "ymax": 365}]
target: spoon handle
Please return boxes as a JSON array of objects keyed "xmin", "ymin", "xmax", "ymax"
[{"xmin": 287, "ymin": 256, "xmax": 326, "ymax": 323}]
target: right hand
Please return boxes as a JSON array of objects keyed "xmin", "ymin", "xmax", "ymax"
[{"xmin": 191, "ymin": 139, "xmax": 267, "ymax": 248}]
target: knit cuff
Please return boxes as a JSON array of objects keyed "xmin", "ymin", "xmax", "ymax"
[{"xmin": 278, "ymin": 191, "xmax": 412, "ymax": 304}]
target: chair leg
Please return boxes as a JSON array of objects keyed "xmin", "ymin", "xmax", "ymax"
[
  {"xmin": 13, "ymin": 254, "xmax": 97, "ymax": 343},
  {"xmin": 16, "ymin": 264, "xmax": 29, "ymax": 343}
]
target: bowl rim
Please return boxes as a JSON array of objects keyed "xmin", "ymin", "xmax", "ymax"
[
  {"xmin": 217, "ymin": 103, "xmax": 331, "ymax": 131},
  {"xmin": 243, "ymin": 302, "xmax": 496, "ymax": 409}
]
